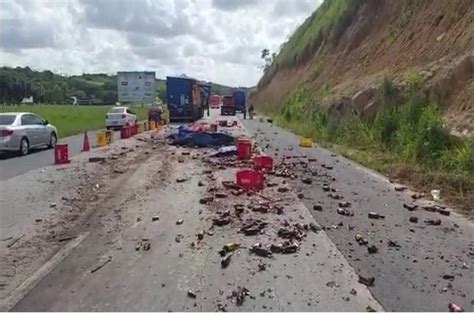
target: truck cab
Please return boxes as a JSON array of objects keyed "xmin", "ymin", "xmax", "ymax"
[{"xmin": 220, "ymin": 95, "xmax": 236, "ymax": 116}]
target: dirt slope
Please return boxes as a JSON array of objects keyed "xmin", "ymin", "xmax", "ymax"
[{"xmin": 252, "ymin": 0, "xmax": 473, "ymax": 134}]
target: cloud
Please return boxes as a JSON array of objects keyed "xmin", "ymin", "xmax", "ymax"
[{"xmin": 0, "ymin": 0, "xmax": 320, "ymax": 87}]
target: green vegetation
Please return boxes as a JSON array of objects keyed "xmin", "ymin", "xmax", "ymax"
[
  {"xmin": 0, "ymin": 105, "xmax": 148, "ymax": 137},
  {"xmin": 260, "ymin": 0, "xmax": 359, "ymax": 87},
  {"xmin": 275, "ymin": 83, "xmax": 473, "ymax": 212},
  {"xmin": 0, "ymin": 67, "xmax": 235, "ymax": 105}
]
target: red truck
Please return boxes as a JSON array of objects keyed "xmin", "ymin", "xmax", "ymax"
[
  {"xmin": 220, "ymin": 95, "xmax": 236, "ymax": 116},
  {"xmin": 209, "ymin": 95, "xmax": 220, "ymax": 108}
]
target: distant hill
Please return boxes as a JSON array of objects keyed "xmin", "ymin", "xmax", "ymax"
[{"xmin": 0, "ymin": 67, "xmax": 237, "ymax": 105}]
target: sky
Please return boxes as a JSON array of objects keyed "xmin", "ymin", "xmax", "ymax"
[{"xmin": 0, "ymin": 0, "xmax": 321, "ymax": 87}]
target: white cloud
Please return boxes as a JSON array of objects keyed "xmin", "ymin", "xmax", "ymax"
[{"xmin": 0, "ymin": 0, "xmax": 321, "ymax": 87}]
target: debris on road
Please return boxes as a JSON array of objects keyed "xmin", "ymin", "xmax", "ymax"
[
  {"xmin": 187, "ymin": 290, "xmax": 197, "ymax": 299},
  {"xmin": 250, "ymin": 243, "xmax": 273, "ymax": 257},
  {"xmin": 368, "ymin": 212, "xmax": 385, "ymax": 219},
  {"xmin": 229, "ymin": 286, "xmax": 250, "ymax": 306},
  {"xmin": 448, "ymin": 302, "xmax": 464, "ymax": 312},
  {"xmin": 6, "ymin": 234, "xmax": 25, "ymax": 248},
  {"xmin": 350, "ymin": 288, "xmax": 357, "ymax": 295},
  {"xmin": 221, "ymin": 254, "xmax": 233, "ymax": 268},
  {"xmin": 223, "ymin": 242, "xmax": 240, "ymax": 253},
  {"xmin": 175, "ymin": 234, "xmax": 184, "ymax": 243},
  {"xmin": 50, "ymin": 202, "xmax": 57, "ymax": 208},
  {"xmin": 152, "ymin": 216, "xmax": 160, "ymax": 222},
  {"xmin": 240, "ymin": 219, "xmax": 267, "ymax": 235},
  {"xmin": 338, "ymin": 201, "xmax": 351, "ymax": 208},
  {"xmin": 394, "ymin": 185, "xmax": 407, "ymax": 192},
  {"xmin": 403, "ymin": 203, "xmax": 418, "ymax": 211},
  {"xmin": 313, "ymin": 204, "xmax": 323, "ymax": 211},
  {"xmin": 409, "ymin": 216, "xmax": 419, "ymax": 223},
  {"xmin": 88, "ymin": 157, "xmax": 106, "ymax": 163},
  {"xmin": 358, "ymin": 275, "xmax": 375, "ymax": 287},
  {"xmin": 367, "ymin": 245, "xmax": 378, "ymax": 254},
  {"xmin": 199, "ymin": 196, "xmax": 214, "ymax": 204},
  {"xmin": 355, "ymin": 234, "xmax": 368, "ymax": 245},
  {"xmin": 337, "ymin": 208, "xmax": 354, "ymax": 216},
  {"xmin": 425, "ymin": 219, "xmax": 442, "ymax": 226},
  {"xmin": 213, "ymin": 216, "xmax": 231, "ymax": 227},
  {"xmin": 176, "ymin": 177, "xmax": 189, "ymax": 183},
  {"xmin": 90, "ymin": 255, "xmax": 112, "ymax": 273},
  {"xmin": 176, "ymin": 219, "xmax": 184, "ymax": 225},
  {"xmin": 387, "ymin": 239, "xmax": 401, "ymax": 248}
]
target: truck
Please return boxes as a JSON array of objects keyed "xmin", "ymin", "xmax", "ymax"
[
  {"xmin": 209, "ymin": 95, "xmax": 220, "ymax": 108},
  {"xmin": 220, "ymin": 95, "xmax": 236, "ymax": 116},
  {"xmin": 232, "ymin": 89, "xmax": 246, "ymax": 112},
  {"xmin": 166, "ymin": 76, "xmax": 211, "ymax": 122}
]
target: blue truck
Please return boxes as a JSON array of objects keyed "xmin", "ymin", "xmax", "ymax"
[
  {"xmin": 232, "ymin": 89, "xmax": 246, "ymax": 112},
  {"xmin": 166, "ymin": 76, "xmax": 211, "ymax": 122}
]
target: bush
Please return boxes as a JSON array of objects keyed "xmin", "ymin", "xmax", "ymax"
[{"xmin": 380, "ymin": 75, "xmax": 395, "ymax": 99}]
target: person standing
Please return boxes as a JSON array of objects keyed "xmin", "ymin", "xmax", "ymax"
[
  {"xmin": 243, "ymin": 103, "xmax": 247, "ymax": 119},
  {"xmin": 248, "ymin": 103, "xmax": 255, "ymax": 119}
]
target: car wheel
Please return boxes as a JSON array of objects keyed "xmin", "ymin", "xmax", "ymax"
[
  {"xmin": 19, "ymin": 137, "xmax": 29, "ymax": 156},
  {"xmin": 48, "ymin": 132, "xmax": 57, "ymax": 149}
]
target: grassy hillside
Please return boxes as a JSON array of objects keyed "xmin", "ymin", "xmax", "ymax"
[{"xmin": 253, "ymin": 0, "xmax": 473, "ymax": 213}]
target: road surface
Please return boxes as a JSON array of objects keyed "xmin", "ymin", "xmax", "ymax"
[
  {"xmin": 0, "ymin": 130, "xmax": 120, "ymax": 180},
  {"xmin": 1, "ymin": 111, "xmax": 472, "ymax": 312}
]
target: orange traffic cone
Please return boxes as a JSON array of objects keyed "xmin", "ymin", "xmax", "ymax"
[{"xmin": 82, "ymin": 132, "xmax": 90, "ymax": 152}]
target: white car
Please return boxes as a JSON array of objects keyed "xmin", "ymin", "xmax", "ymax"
[{"xmin": 105, "ymin": 107, "xmax": 137, "ymax": 130}]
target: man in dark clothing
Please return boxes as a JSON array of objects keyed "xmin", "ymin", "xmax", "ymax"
[{"xmin": 243, "ymin": 104, "xmax": 247, "ymax": 119}]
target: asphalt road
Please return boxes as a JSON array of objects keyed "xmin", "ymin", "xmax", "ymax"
[
  {"xmin": 10, "ymin": 112, "xmax": 382, "ymax": 312},
  {"xmin": 0, "ymin": 130, "xmax": 120, "ymax": 180},
  {"xmin": 241, "ymin": 117, "xmax": 474, "ymax": 312}
]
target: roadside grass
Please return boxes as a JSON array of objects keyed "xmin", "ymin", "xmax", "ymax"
[
  {"xmin": 273, "ymin": 84, "xmax": 474, "ymax": 216},
  {"xmin": 0, "ymin": 105, "xmax": 149, "ymax": 137}
]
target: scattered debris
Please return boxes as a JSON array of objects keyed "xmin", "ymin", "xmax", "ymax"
[
  {"xmin": 322, "ymin": 185, "xmax": 331, "ymax": 192},
  {"xmin": 88, "ymin": 157, "xmax": 106, "ymax": 163},
  {"xmin": 187, "ymin": 290, "xmax": 197, "ymax": 299},
  {"xmin": 199, "ymin": 196, "xmax": 214, "ymax": 204},
  {"xmin": 152, "ymin": 216, "xmax": 160, "ymax": 222},
  {"xmin": 425, "ymin": 219, "xmax": 442, "ymax": 226},
  {"xmin": 387, "ymin": 239, "xmax": 401, "ymax": 248},
  {"xmin": 394, "ymin": 185, "xmax": 407, "ymax": 192},
  {"xmin": 90, "ymin": 255, "xmax": 112, "ymax": 273},
  {"xmin": 58, "ymin": 236, "xmax": 74, "ymax": 242},
  {"xmin": 250, "ymin": 243, "xmax": 273, "ymax": 257},
  {"xmin": 197, "ymin": 231, "xmax": 204, "ymax": 240},
  {"xmin": 176, "ymin": 219, "xmax": 184, "ymax": 225},
  {"xmin": 229, "ymin": 286, "xmax": 250, "ymax": 306},
  {"xmin": 50, "ymin": 202, "xmax": 57, "ymax": 208},
  {"xmin": 198, "ymin": 181, "xmax": 205, "ymax": 187},
  {"xmin": 358, "ymin": 275, "xmax": 375, "ymax": 287},
  {"xmin": 326, "ymin": 281, "xmax": 337, "ymax": 288},
  {"xmin": 409, "ymin": 216, "xmax": 418, "ymax": 223},
  {"xmin": 328, "ymin": 193, "xmax": 343, "ymax": 200},
  {"xmin": 240, "ymin": 219, "xmax": 267, "ymax": 235},
  {"xmin": 338, "ymin": 201, "xmax": 351, "ymax": 208},
  {"xmin": 213, "ymin": 216, "xmax": 231, "ymax": 227},
  {"xmin": 403, "ymin": 203, "xmax": 418, "ymax": 211},
  {"xmin": 349, "ymin": 288, "xmax": 357, "ymax": 295},
  {"xmin": 221, "ymin": 254, "xmax": 233, "ymax": 268},
  {"xmin": 442, "ymin": 274, "xmax": 455, "ymax": 281},
  {"xmin": 313, "ymin": 204, "xmax": 323, "ymax": 211},
  {"xmin": 448, "ymin": 302, "xmax": 464, "ymax": 312},
  {"xmin": 367, "ymin": 245, "xmax": 378, "ymax": 254},
  {"xmin": 7, "ymin": 234, "xmax": 25, "ymax": 248},
  {"xmin": 175, "ymin": 234, "xmax": 184, "ymax": 243},
  {"xmin": 431, "ymin": 189, "xmax": 441, "ymax": 201},
  {"xmin": 366, "ymin": 305, "xmax": 376, "ymax": 312},
  {"xmin": 437, "ymin": 208, "xmax": 451, "ymax": 216},
  {"xmin": 223, "ymin": 242, "xmax": 240, "ymax": 253},
  {"xmin": 337, "ymin": 208, "xmax": 354, "ymax": 216},
  {"xmin": 301, "ymin": 177, "xmax": 313, "ymax": 184},
  {"xmin": 258, "ymin": 263, "xmax": 266, "ymax": 271},
  {"xmin": 355, "ymin": 234, "xmax": 368, "ymax": 245},
  {"xmin": 368, "ymin": 212, "xmax": 385, "ymax": 219},
  {"xmin": 176, "ymin": 177, "xmax": 189, "ymax": 183},
  {"xmin": 270, "ymin": 241, "xmax": 299, "ymax": 254}
]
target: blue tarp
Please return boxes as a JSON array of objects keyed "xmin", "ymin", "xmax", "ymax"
[{"xmin": 170, "ymin": 132, "xmax": 235, "ymax": 147}]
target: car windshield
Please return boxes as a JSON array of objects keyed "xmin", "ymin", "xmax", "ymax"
[
  {"xmin": 108, "ymin": 108, "xmax": 125, "ymax": 114},
  {"xmin": 0, "ymin": 114, "xmax": 17, "ymax": 125}
]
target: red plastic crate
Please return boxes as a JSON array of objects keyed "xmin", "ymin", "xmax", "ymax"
[
  {"xmin": 237, "ymin": 138, "xmax": 252, "ymax": 160},
  {"xmin": 253, "ymin": 155, "xmax": 273, "ymax": 171},
  {"xmin": 236, "ymin": 169, "xmax": 264, "ymax": 191}
]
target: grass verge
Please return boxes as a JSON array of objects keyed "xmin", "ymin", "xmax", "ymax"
[
  {"xmin": 0, "ymin": 105, "xmax": 149, "ymax": 137},
  {"xmin": 272, "ymin": 85, "xmax": 474, "ymax": 217}
]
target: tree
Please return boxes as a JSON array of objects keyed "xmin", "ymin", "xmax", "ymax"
[{"xmin": 261, "ymin": 48, "xmax": 270, "ymax": 60}]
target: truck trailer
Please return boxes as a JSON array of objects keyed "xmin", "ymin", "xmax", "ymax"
[
  {"xmin": 220, "ymin": 95, "xmax": 236, "ymax": 116},
  {"xmin": 232, "ymin": 89, "xmax": 246, "ymax": 112},
  {"xmin": 166, "ymin": 76, "xmax": 211, "ymax": 122}
]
